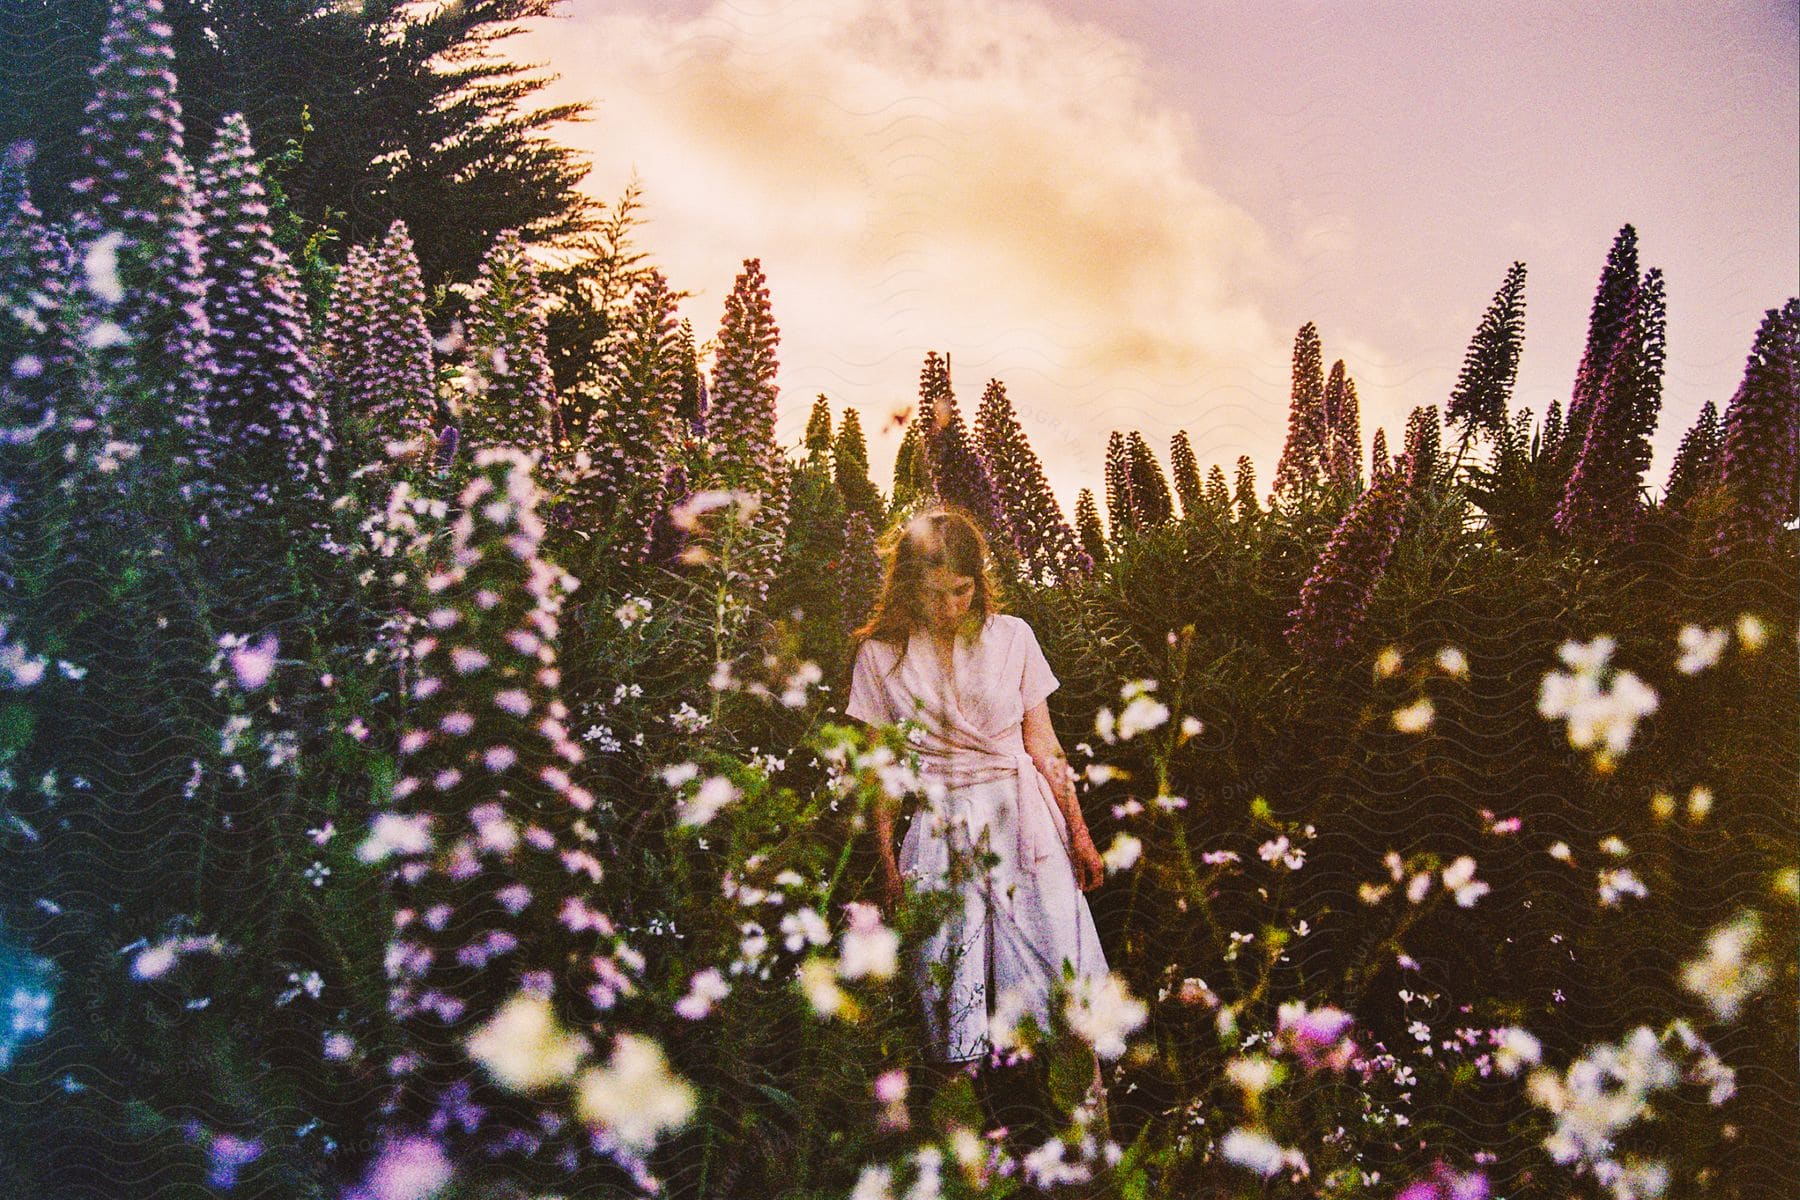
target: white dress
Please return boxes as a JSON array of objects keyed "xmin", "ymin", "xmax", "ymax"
[{"xmin": 846, "ymin": 613, "xmax": 1110, "ymax": 1062}]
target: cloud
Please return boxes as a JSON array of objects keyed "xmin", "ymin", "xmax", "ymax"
[{"xmin": 514, "ymin": 0, "xmax": 1294, "ymax": 509}]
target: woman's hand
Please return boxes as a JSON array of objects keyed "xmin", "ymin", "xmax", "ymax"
[
  {"xmin": 880, "ymin": 854, "xmax": 905, "ymax": 914},
  {"xmin": 1069, "ymin": 825, "xmax": 1104, "ymax": 892}
]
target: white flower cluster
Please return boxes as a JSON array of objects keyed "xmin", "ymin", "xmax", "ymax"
[
  {"xmin": 1094, "ymin": 679, "xmax": 1169, "ymax": 744},
  {"xmin": 660, "ymin": 762, "xmax": 740, "ymax": 828},
  {"xmin": 0, "ymin": 616, "xmax": 48, "ymax": 689},
  {"xmin": 1674, "ymin": 624, "xmax": 1728, "ymax": 674},
  {"xmin": 798, "ymin": 903, "xmax": 900, "ymax": 1021},
  {"xmin": 1061, "ymin": 971, "xmax": 1148, "ymax": 1060},
  {"xmin": 1537, "ymin": 637, "xmax": 1658, "ymax": 766},
  {"xmin": 670, "ymin": 488, "xmax": 761, "ymax": 531},
  {"xmin": 613, "ymin": 595, "xmax": 653, "ymax": 629},
  {"xmin": 1679, "ymin": 911, "xmax": 1771, "ymax": 1022},
  {"xmin": 461, "ymin": 993, "xmax": 696, "ymax": 1155},
  {"xmin": 1219, "ymin": 1126, "xmax": 1309, "ymax": 1179},
  {"xmin": 1526, "ymin": 1018, "xmax": 1733, "ymax": 1200}
]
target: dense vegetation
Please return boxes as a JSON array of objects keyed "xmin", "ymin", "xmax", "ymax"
[{"xmin": 1, "ymin": 4, "xmax": 1795, "ymax": 1199}]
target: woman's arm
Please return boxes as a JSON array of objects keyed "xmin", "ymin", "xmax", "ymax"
[{"xmin": 1022, "ymin": 700, "xmax": 1104, "ymax": 890}]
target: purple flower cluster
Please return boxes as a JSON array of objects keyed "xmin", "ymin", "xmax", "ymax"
[
  {"xmin": 703, "ymin": 259, "xmax": 787, "ymax": 591},
  {"xmin": 1321, "ymin": 361, "xmax": 1363, "ymax": 489},
  {"xmin": 1103, "ymin": 430, "xmax": 1136, "ymax": 538},
  {"xmin": 566, "ymin": 267, "xmax": 682, "ymax": 562},
  {"xmin": 374, "ymin": 447, "xmax": 632, "ymax": 1166},
  {"xmin": 70, "ymin": 0, "xmax": 215, "ymax": 477},
  {"xmin": 1712, "ymin": 299, "xmax": 1799, "ymax": 553},
  {"xmin": 1273, "ymin": 322, "xmax": 1326, "ymax": 498},
  {"xmin": 1285, "ymin": 457, "xmax": 1412, "ymax": 659},
  {"xmin": 321, "ymin": 221, "xmax": 437, "ymax": 466},
  {"xmin": 0, "ymin": 151, "xmax": 75, "ymax": 435},
  {"xmin": 1370, "ymin": 426, "xmax": 1391, "ymax": 479},
  {"xmin": 1564, "ymin": 225, "xmax": 1639, "ymax": 450},
  {"xmin": 1403, "ymin": 406, "xmax": 1441, "ymax": 489},
  {"xmin": 1446, "ymin": 262, "xmax": 1527, "ymax": 442},
  {"xmin": 1203, "ymin": 464, "xmax": 1232, "ymax": 518},
  {"xmin": 1234, "ymin": 455, "xmax": 1259, "ymax": 520},
  {"xmin": 196, "ymin": 113, "xmax": 333, "ymax": 525},
  {"xmin": 1555, "ymin": 269, "xmax": 1666, "ymax": 541},
  {"xmin": 905, "ymin": 352, "xmax": 1019, "ymax": 560},
  {"xmin": 1660, "ymin": 399, "xmax": 1720, "ymax": 516},
  {"xmin": 460, "ymin": 230, "xmax": 558, "ymax": 462},
  {"xmin": 1074, "ymin": 488, "xmax": 1106, "ymax": 564},
  {"xmin": 1126, "ymin": 431, "xmax": 1174, "ymax": 527},
  {"xmin": 974, "ymin": 378, "xmax": 1091, "ymax": 581},
  {"xmin": 1170, "ymin": 431, "xmax": 1204, "ymax": 519}
]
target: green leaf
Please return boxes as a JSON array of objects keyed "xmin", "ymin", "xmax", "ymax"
[{"xmin": 0, "ymin": 700, "xmax": 36, "ymax": 756}]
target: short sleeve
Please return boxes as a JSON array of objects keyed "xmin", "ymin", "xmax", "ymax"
[
  {"xmin": 845, "ymin": 640, "xmax": 890, "ymax": 725},
  {"xmin": 1018, "ymin": 619, "xmax": 1059, "ymax": 711}
]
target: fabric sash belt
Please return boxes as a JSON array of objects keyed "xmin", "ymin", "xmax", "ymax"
[{"xmin": 920, "ymin": 745, "xmax": 1069, "ymax": 867}]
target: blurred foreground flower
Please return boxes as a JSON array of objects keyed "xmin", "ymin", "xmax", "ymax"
[
  {"xmin": 1063, "ymin": 972, "xmax": 1147, "ymax": 1060},
  {"xmin": 1679, "ymin": 912, "xmax": 1771, "ymax": 1022},
  {"xmin": 575, "ymin": 1034, "xmax": 697, "ymax": 1153},
  {"xmin": 463, "ymin": 993, "xmax": 588, "ymax": 1092}
]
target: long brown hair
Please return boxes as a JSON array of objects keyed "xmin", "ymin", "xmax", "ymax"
[{"xmin": 853, "ymin": 506, "xmax": 1003, "ymax": 653}]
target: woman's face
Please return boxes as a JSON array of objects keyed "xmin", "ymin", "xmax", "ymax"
[{"xmin": 919, "ymin": 564, "xmax": 975, "ymax": 634}]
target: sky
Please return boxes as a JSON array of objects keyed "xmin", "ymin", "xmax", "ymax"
[{"xmin": 513, "ymin": 0, "xmax": 1799, "ymax": 516}]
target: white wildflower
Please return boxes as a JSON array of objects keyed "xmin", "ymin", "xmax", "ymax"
[
  {"xmin": 1675, "ymin": 624, "xmax": 1727, "ymax": 674},
  {"xmin": 574, "ymin": 1034, "xmax": 697, "ymax": 1151},
  {"xmin": 1063, "ymin": 972, "xmax": 1147, "ymax": 1060},
  {"xmin": 464, "ymin": 993, "xmax": 589, "ymax": 1092},
  {"xmin": 678, "ymin": 775, "xmax": 739, "ymax": 827},
  {"xmin": 1101, "ymin": 833, "xmax": 1142, "ymax": 873}
]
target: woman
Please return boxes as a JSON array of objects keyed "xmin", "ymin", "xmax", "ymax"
[{"xmin": 844, "ymin": 507, "xmax": 1109, "ymax": 1084}]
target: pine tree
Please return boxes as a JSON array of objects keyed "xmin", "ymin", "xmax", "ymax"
[
  {"xmin": 1447, "ymin": 261, "xmax": 1527, "ymax": 444},
  {"xmin": 1103, "ymin": 430, "xmax": 1136, "ymax": 538},
  {"xmin": 974, "ymin": 378, "xmax": 1089, "ymax": 581},
  {"xmin": 1661, "ymin": 400, "xmax": 1722, "ymax": 515},
  {"xmin": 1564, "ymin": 226, "xmax": 1640, "ymax": 452},
  {"xmin": 1285, "ymin": 457, "xmax": 1411, "ymax": 659},
  {"xmin": 1234, "ymin": 455, "xmax": 1260, "ymax": 522},
  {"xmin": 1556, "ymin": 270, "xmax": 1667, "ymax": 541},
  {"xmin": 68, "ymin": 0, "xmax": 214, "ymax": 483},
  {"xmin": 1273, "ymin": 322, "xmax": 1326, "ymax": 498},
  {"xmin": 196, "ymin": 112, "xmax": 333, "ymax": 531},
  {"xmin": 1713, "ymin": 300, "xmax": 1799, "ymax": 554},
  {"xmin": 460, "ymin": 229, "xmax": 558, "ymax": 463},
  {"xmin": 1170, "ymin": 430, "xmax": 1204, "ymax": 519},
  {"xmin": 1074, "ymin": 487, "xmax": 1107, "ymax": 564},
  {"xmin": 5, "ymin": 0, "xmax": 604, "ymax": 326},
  {"xmin": 832, "ymin": 406, "xmax": 883, "ymax": 521}
]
